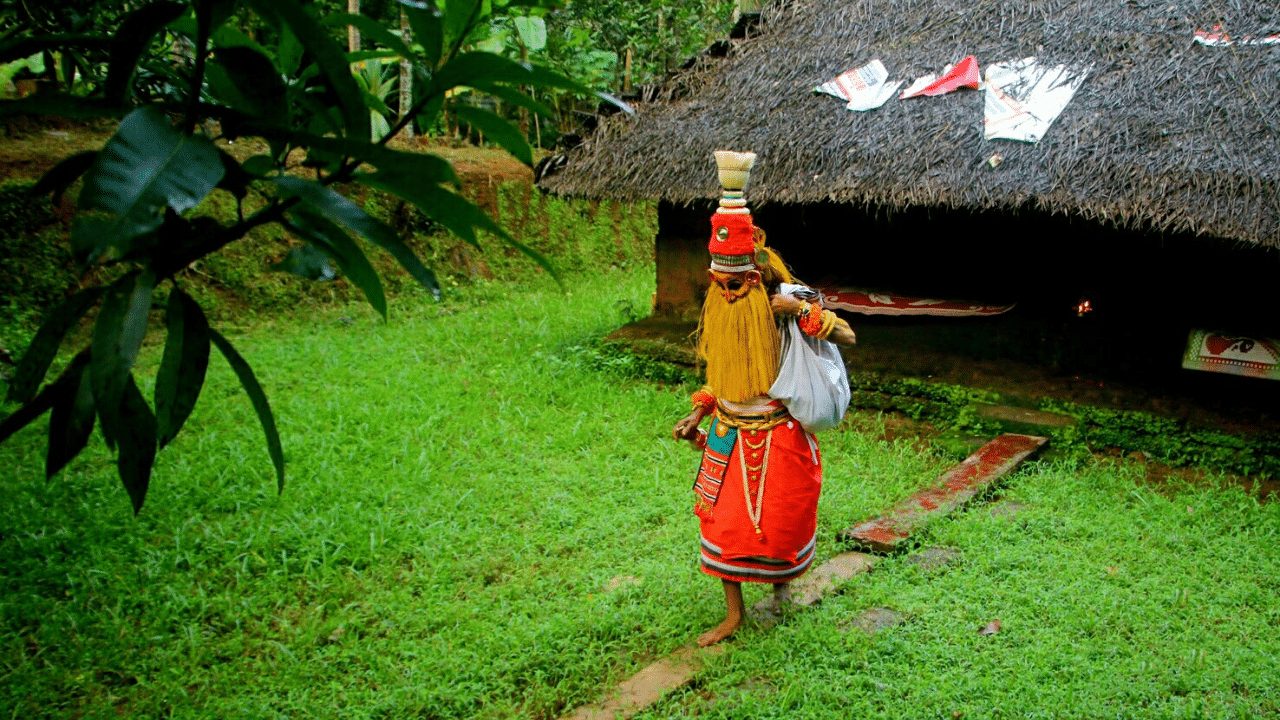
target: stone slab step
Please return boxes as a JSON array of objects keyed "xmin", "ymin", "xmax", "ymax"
[
  {"xmin": 840, "ymin": 433, "xmax": 1047, "ymax": 552},
  {"xmin": 562, "ymin": 645, "xmax": 722, "ymax": 720},
  {"xmin": 561, "ymin": 551, "xmax": 877, "ymax": 720}
]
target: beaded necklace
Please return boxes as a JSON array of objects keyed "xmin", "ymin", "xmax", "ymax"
[{"xmin": 736, "ymin": 430, "xmax": 772, "ymax": 540}]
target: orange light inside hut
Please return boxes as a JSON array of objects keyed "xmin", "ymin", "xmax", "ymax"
[{"xmin": 1075, "ymin": 299, "xmax": 1093, "ymax": 317}]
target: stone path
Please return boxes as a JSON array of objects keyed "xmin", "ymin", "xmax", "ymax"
[
  {"xmin": 559, "ymin": 433, "xmax": 1046, "ymax": 720},
  {"xmin": 840, "ymin": 433, "xmax": 1047, "ymax": 552}
]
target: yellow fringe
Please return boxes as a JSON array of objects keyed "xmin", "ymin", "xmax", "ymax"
[{"xmin": 697, "ymin": 283, "xmax": 779, "ymax": 402}]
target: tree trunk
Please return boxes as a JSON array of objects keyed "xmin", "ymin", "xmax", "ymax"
[
  {"xmin": 347, "ymin": 0, "xmax": 361, "ymax": 53},
  {"xmin": 399, "ymin": 8, "xmax": 414, "ymax": 139}
]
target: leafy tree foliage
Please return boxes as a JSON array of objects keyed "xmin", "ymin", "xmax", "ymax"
[{"xmin": 0, "ymin": 0, "xmax": 618, "ymax": 513}]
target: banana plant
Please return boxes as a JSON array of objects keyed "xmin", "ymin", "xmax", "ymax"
[{"xmin": 0, "ymin": 0, "xmax": 628, "ymax": 514}]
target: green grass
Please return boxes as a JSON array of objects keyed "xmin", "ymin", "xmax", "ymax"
[{"xmin": 2, "ymin": 267, "xmax": 1278, "ymax": 719}]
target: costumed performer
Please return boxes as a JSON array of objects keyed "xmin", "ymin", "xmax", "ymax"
[{"xmin": 672, "ymin": 150, "xmax": 857, "ymax": 647}]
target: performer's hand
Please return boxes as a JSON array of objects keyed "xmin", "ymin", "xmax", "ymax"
[
  {"xmin": 672, "ymin": 410, "xmax": 705, "ymax": 441},
  {"xmin": 769, "ymin": 293, "xmax": 803, "ymax": 317}
]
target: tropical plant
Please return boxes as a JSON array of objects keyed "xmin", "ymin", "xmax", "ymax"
[{"xmin": 0, "ymin": 0, "xmax": 620, "ymax": 513}]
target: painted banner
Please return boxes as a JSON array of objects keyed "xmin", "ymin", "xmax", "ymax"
[
  {"xmin": 817, "ymin": 288, "xmax": 1015, "ymax": 317},
  {"xmin": 1182, "ymin": 330, "xmax": 1280, "ymax": 381}
]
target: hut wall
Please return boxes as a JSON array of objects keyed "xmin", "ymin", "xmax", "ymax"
[{"xmin": 654, "ymin": 200, "xmax": 718, "ymax": 319}]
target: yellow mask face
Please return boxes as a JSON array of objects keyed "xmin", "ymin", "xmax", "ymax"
[{"xmin": 708, "ymin": 269, "xmax": 761, "ymax": 303}]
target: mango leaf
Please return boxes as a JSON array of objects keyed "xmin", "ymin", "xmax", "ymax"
[
  {"xmin": 6, "ymin": 287, "xmax": 106, "ymax": 403},
  {"xmin": 103, "ymin": 2, "xmax": 186, "ymax": 106},
  {"xmin": 242, "ymin": 155, "xmax": 277, "ymax": 176},
  {"xmin": 358, "ymin": 172, "xmax": 556, "ymax": 281},
  {"xmin": 272, "ymin": 244, "xmax": 336, "ymax": 281},
  {"xmin": 116, "ymin": 374, "xmax": 157, "ymax": 514},
  {"xmin": 243, "ymin": 0, "xmax": 369, "ymax": 140},
  {"xmin": 454, "ymin": 106, "xmax": 532, "ymax": 166},
  {"xmin": 209, "ymin": 328, "xmax": 284, "ymax": 492},
  {"xmin": 46, "ymin": 358, "xmax": 96, "ymax": 480},
  {"xmin": 400, "ymin": 4, "xmax": 443, "ymax": 67},
  {"xmin": 206, "ymin": 46, "xmax": 289, "ymax": 125},
  {"xmin": 277, "ymin": 24, "xmax": 303, "ymax": 77},
  {"xmin": 0, "ymin": 350, "xmax": 90, "ymax": 446},
  {"xmin": 465, "ymin": 80, "xmax": 554, "ymax": 120},
  {"xmin": 273, "ymin": 176, "xmax": 440, "ymax": 297},
  {"xmin": 30, "ymin": 151, "xmax": 98, "ymax": 203},
  {"xmin": 155, "ymin": 289, "xmax": 210, "ymax": 449},
  {"xmin": 91, "ymin": 271, "xmax": 155, "ymax": 451},
  {"xmin": 323, "ymin": 13, "xmax": 415, "ymax": 58},
  {"xmin": 428, "ymin": 51, "xmax": 533, "ymax": 96},
  {"xmin": 77, "ymin": 107, "xmax": 225, "ymax": 261},
  {"xmin": 444, "ymin": 0, "xmax": 486, "ymax": 58},
  {"xmin": 284, "ymin": 209, "xmax": 388, "ymax": 318},
  {"xmin": 216, "ymin": 149, "xmax": 253, "ymax": 201}
]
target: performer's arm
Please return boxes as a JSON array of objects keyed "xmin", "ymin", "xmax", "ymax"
[
  {"xmin": 673, "ymin": 386, "xmax": 715, "ymax": 445},
  {"xmin": 769, "ymin": 293, "xmax": 857, "ymax": 346}
]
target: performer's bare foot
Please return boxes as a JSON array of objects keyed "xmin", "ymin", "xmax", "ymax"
[{"xmin": 698, "ymin": 580, "xmax": 745, "ymax": 646}]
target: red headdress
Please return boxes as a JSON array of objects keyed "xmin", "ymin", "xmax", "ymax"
[{"xmin": 708, "ymin": 151, "xmax": 768, "ymax": 272}]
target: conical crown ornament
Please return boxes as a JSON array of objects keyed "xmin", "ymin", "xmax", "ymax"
[{"xmin": 708, "ymin": 151, "xmax": 760, "ymax": 271}]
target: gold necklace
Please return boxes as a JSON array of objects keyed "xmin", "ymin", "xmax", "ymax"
[{"xmin": 736, "ymin": 430, "xmax": 772, "ymax": 539}]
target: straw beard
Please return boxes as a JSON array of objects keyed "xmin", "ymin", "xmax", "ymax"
[{"xmin": 697, "ymin": 281, "xmax": 780, "ymax": 403}]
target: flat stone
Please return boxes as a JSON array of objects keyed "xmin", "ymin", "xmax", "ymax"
[
  {"xmin": 848, "ymin": 607, "xmax": 905, "ymax": 635},
  {"xmin": 790, "ymin": 552, "xmax": 877, "ymax": 607},
  {"xmin": 904, "ymin": 546, "xmax": 961, "ymax": 572},
  {"xmin": 841, "ymin": 433, "xmax": 1048, "ymax": 552},
  {"xmin": 562, "ymin": 646, "xmax": 722, "ymax": 720}
]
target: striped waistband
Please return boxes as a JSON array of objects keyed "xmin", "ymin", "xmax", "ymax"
[{"xmin": 715, "ymin": 401, "xmax": 789, "ymax": 431}]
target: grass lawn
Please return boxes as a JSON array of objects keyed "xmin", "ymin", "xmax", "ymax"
[{"xmin": 1, "ymin": 267, "xmax": 1277, "ymax": 719}]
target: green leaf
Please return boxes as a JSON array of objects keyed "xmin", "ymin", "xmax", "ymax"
[
  {"xmin": 454, "ymin": 106, "xmax": 532, "ymax": 166},
  {"xmin": 30, "ymin": 151, "xmax": 98, "ymax": 203},
  {"xmin": 104, "ymin": 2, "xmax": 186, "ymax": 106},
  {"xmin": 209, "ymin": 328, "xmax": 284, "ymax": 492},
  {"xmin": 243, "ymin": 0, "xmax": 369, "ymax": 139},
  {"xmin": 323, "ymin": 13, "xmax": 415, "ymax": 58},
  {"xmin": 401, "ymin": 5, "xmax": 443, "ymax": 67},
  {"xmin": 429, "ymin": 51, "xmax": 534, "ymax": 95},
  {"xmin": 206, "ymin": 46, "xmax": 289, "ymax": 125},
  {"xmin": 277, "ymin": 24, "xmax": 303, "ymax": 77},
  {"xmin": 466, "ymin": 80, "xmax": 554, "ymax": 119},
  {"xmin": 76, "ymin": 107, "xmax": 225, "ymax": 261},
  {"xmin": 272, "ymin": 244, "xmax": 337, "ymax": 281},
  {"xmin": 91, "ymin": 271, "xmax": 156, "ymax": 451},
  {"xmin": 155, "ymin": 289, "xmax": 210, "ymax": 449},
  {"xmin": 512, "ymin": 16, "xmax": 546, "ymax": 51},
  {"xmin": 273, "ymin": 176, "xmax": 440, "ymax": 297},
  {"xmin": 46, "ymin": 357, "xmax": 96, "ymax": 480},
  {"xmin": 0, "ymin": 350, "xmax": 91, "ymax": 447},
  {"xmin": 444, "ymin": 0, "xmax": 486, "ymax": 57},
  {"xmin": 348, "ymin": 49, "xmax": 401, "ymax": 64},
  {"xmin": 360, "ymin": 172, "xmax": 557, "ymax": 281},
  {"xmin": 0, "ymin": 34, "xmax": 111, "ymax": 65},
  {"xmin": 285, "ymin": 209, "xmax": 387, "ymax": 318},
  {"xmin": 116, "ymin": 374, "xmax": 157, "ymax": 515},
  {"xmin": 242, "ymin": 155, "xmax": 278, "ymax": 176},
  {"xmin": 6, "ymin": 287, "xmax": 107, "ymax": 403},
  {"xmin": 216, "ymin": 149, "xmax": 253, "ymax": 200}
]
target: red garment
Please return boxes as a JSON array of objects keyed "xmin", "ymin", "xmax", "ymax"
[{"xmin": 697, "ymin": 415, "xmax": 822, "ymax": 583}]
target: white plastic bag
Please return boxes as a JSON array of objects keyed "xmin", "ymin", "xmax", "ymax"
[{"xmin": 769, "ymin": 286, "xmax": 851, "ymax": 433}]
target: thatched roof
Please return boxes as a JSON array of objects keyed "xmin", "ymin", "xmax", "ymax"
[{"xmin": 540, "ymin": 0, "xmax": 1280, "ymax": 247}]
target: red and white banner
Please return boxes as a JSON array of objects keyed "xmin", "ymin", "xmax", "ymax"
[
  {"xmin": 817, "ymin": 288, "xmax": 1015, "ymax": 317},
  {"xmin": 814, "ymin": 59, "xmax": 902, "ymax": 112}
]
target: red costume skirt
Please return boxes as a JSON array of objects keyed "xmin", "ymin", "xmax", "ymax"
[{"xmin": 694, "ymin": 412, "xmax": 822, "ymax": 583}]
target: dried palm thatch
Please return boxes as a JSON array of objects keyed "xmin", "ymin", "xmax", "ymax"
[{"xmin": 540, "ymin": 0, "xmax": 1280, "ymax": 247}]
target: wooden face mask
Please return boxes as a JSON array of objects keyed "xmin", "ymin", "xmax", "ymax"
[{"xmin": 709, "ymin": 269, "xmax": 761, "ymax": 303}]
